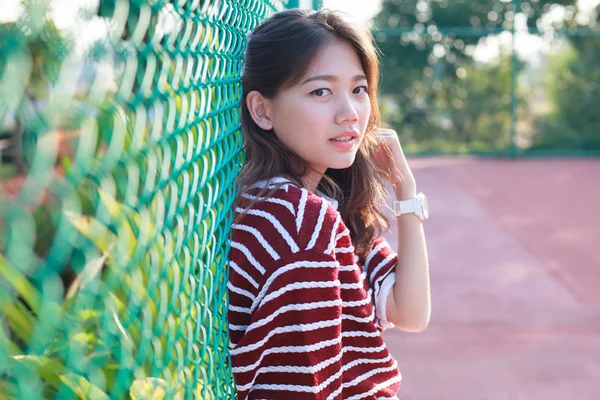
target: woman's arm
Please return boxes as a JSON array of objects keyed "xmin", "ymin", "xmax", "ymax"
[
  {"xmin": 386, "ymin": 182, "xmax": 431, "ymax": 332},
  {"xmin": 372, "ymin": 128, "xmax": 431, "ymax": 332}
]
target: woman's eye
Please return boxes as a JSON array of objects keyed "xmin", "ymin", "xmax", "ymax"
[
  {"xmin": 311, "ymin": 88, "xmax": 332, "ymax": 97},
  {"xmin": 354, "ymin": 86, "xmax": 368, "ymax": 95}
]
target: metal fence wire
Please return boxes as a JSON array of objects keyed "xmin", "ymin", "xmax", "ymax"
[
  {"xmin": 2, "ymin": 0, "xmax": 596, "ymax": 399},
  {"xmin": 371, "ymin": 0, "xmax": 600, "ymax": 158},
  {"xmin": 0, "ymin": 0, "xmax": 287, "ymax": 398}
]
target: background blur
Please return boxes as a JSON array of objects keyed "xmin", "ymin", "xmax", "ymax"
[
  {"xmin": 325, "ymin": 0, "xmax": 600, "ymax": 157},
  {"xmin": 1, "ymin": 0, "xmax": 599, "ymax": 399},
  {"xmin": 319, "ymin": 1, "xmax": 600, "ymax": 399}
]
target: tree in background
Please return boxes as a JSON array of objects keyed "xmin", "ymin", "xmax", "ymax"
[
  {"xmin": 372, "ymin": 0, "xmax": 584, "ymax": 154},
  {"xmin": 0, "ymin": 8, "xmax": 74, "ymax": 176},
  {"xmin": 530, "ymin": 4, "xmax": 600, "ymax": 151}
]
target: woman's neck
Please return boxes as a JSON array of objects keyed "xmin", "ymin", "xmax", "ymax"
[{"xmin": 300, "ymin": 170, "xmax": 324, "ymax": 193}]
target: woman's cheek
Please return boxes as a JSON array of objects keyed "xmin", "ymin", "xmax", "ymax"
[{"xmin": 360, "ymin": 99, "xmax": 371, "ymax": 118}]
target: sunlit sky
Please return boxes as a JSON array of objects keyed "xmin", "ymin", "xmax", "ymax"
[
  {"xmin": 1, "ymin": 0, "xmax": 598, "ymax": 64},
  {"xmin": 322, "ymin": 0, "xmax": 382, "ymax": 26},
  {"xmin": 323, "ymin": 0, "xmax": 600, "ymax": 64},
  {"xmin": 323, "ymin": 0, "xmax": 600, "ymax": 26}
]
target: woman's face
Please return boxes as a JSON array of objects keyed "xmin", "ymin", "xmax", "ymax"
[{"xmin": 269, "ymin": 40, "xmax": 371, "ymax": 177}]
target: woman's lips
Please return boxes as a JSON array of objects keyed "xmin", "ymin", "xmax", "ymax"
[{"xmin": 328, "ymin": 137, "xmax": 356, "ymax": 150}]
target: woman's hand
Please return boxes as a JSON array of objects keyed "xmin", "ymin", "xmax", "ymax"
[{"xmin": 372, "ymin": 128, "xmax": 417, "ymax": 199}]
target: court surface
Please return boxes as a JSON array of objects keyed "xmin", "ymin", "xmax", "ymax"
[{"xmin": 382, "ymin": 157, "xmax": 600, "ymax": 400}]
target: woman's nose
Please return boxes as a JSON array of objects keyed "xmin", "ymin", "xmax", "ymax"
[{"xmin": 335, "ymin": 97, "xmax": 359, "ymax": 125}]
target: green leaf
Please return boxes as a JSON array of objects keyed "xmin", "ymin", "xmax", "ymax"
[
  {"xmin": 70, "ymin": 332, "xmax": 99, "ymax": 349},
  {"xmin": 0, "ymin": 380, "xmax": 19, "ymax": 398},
  {"xmin": 64, "ymin": 211, "xmax": 116, "ymax": 255},
  {"xmin": 61, "ymin": 156, "xmax": 72, "ymax": 174},
  {"xmin": 0, "ymin": 290, "xmax": 35, "ymax": 342},
  {"xmin": 129, "ymin": 378, "xmax": 167, "ymax": 400},
  {"xmin": 59, "ymin": 373, "xmax": 110, "ymax": 400},
  {"xmin": 65, "ymin": 248, "xmax": 111, "ymax": 300},
  {"xmin": 0, "ymin": 254, "xmax": 42, "ymax": 314},
  {"xmin": 106, "ymin": 292, "xmax": 143, "ymax": 345},
  {"xmin": 108, "ymin": 301, "xmax": 132, "ymax": 346},
  {"xmin": 98, "ymin": 189, "xmax": 132, "ymax": 220},
  {"xmin": 11, "ymin": 355, "xmax": 68, "ymax": 393},
  {"xmin": 0, "ymin": 325, "xmax": 20, "ymax": 357}
]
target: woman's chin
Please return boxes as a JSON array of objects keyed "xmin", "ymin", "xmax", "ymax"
[{"xmin": 327, "ymin": 155, "xmax": 356, "ymax": 170}]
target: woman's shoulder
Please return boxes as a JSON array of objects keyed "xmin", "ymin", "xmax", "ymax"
[{"xmin": 235, "ymin": 178, "xmax": 344, "ymax": 253}]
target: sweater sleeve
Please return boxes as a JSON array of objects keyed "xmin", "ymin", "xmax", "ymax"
[
  {"xmin": 363, "ymin": 237, "xmax": 397, "ymax": 331},
  {"xmin": 229, "ymin": 249, "xmax": 343, "ymax": 400}
]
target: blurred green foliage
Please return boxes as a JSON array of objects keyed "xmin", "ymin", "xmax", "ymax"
[
  {"xmin": 530, "ymin": 34, "xmax": 600, "ymax": 151},
  {"xmin": 372, "ymin": 0, "xmax": 599, "ymax": 155},
  {"xmin": 0, "ymin": 0, "xmax": 286, "ymax": 398}
]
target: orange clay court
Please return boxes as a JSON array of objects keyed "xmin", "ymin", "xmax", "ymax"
[{"xmin": 381, "ymin": 157, "xmax": 600, "ymax": 400}]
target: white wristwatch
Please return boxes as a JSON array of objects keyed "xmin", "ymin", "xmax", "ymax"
[{"xmin": 392, "ymin": 192, "xmax": 429, "ymax": 221}]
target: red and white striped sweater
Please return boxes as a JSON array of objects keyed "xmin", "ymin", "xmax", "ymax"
[{"xmin": 228, "ymin": 178, "xmax": 401, "ymax": 400}]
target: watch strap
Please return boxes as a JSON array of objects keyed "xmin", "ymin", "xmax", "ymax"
[{"xmin": 393, "ymin": 198, "xmax": 417, "ymax": 216}]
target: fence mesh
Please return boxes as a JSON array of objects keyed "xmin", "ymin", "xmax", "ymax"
[
  {"xmin": 0, "ymin": 0, "xmax": 286, "ymax": 398},
  {"xmin": 372, "ymin": 0, "xmax": 600, "ymax": 158}
]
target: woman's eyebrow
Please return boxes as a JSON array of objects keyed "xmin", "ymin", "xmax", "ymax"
[{"xmin": 301, "ymin": 74, "xmax": 367, "ymax": 85}]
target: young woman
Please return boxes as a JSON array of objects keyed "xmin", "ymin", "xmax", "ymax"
[{"xmin": 227, "ymin": 8, "xmax": 431, "ymax": 400}]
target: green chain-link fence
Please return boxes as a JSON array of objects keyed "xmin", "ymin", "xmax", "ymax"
[
  {"xmin": 372, "ymin": 0, "xmax": 600, "ymax": 158},
  {"xmin": 0, "ymin": 0, "xmax": 293, "ymax": 398}
]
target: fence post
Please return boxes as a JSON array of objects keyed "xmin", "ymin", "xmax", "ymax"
[{"xmin": 510, "ymin": 0, "xmax": 520, "ymax": 158}]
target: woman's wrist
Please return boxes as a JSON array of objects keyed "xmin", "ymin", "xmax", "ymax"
[
  {"xmin": 395, "ymin": 187, "xmax": 417, "ymax": 200},
  {"xmin": 390, "ymin": 173, "xmax": 417, "ymax": 200},
  {"xmin": 392, "ymin": 181, "xmax": 417, "ymax": 200}
]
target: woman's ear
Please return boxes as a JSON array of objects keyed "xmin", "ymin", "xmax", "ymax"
[{"xmin": 246, "ymin": 90, "xmax": 274, "ymax": 131}]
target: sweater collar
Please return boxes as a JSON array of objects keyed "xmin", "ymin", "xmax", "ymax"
[
  {"xmin": 314, "ymin": 188, "xmax": 339, "ymax": 210},
  {"xmin": 250, "ymin": 177, "xmax": 339, "ymax": 210}
]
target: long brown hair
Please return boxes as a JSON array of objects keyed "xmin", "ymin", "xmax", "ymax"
[{"xmin": 236, "ymin": 8, "xmax": 390, "ymax": 262}]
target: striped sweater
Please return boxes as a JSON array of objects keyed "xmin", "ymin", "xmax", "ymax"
[{"xmin": 228, "ymin": 178, "xmax": 401, "ymax": 400}]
